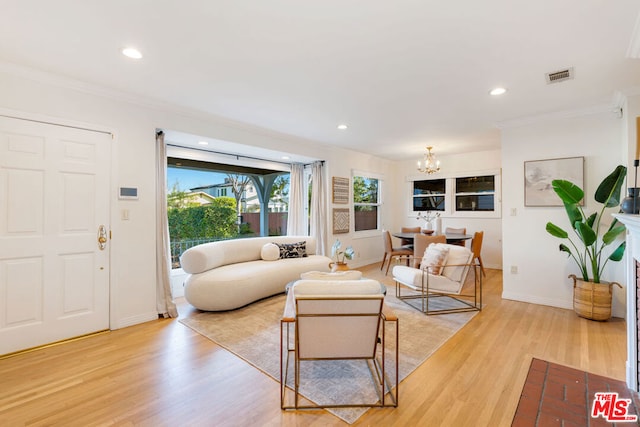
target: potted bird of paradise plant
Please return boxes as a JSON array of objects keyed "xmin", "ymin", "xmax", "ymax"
[{"xmin": 545, "ymin": 164, "xmax": 626, "ymax": 320}]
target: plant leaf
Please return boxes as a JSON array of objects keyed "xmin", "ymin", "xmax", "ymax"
[
  {"xmin": 575, "ymin": 221, "xmax": 597, "ymax": 247},
  {"xmin": 609, "ymin": 241, "xmax": 626, "ymax": 262},
  {"xmin": 546, "ymin": 222, "xmax": 568, "ymax": 238},
  {"xmin": 559, "ymin": 243, "xmax": 572, "ymax": 255},
  {"xmin": 595, "ymin": 165, "xmax": 627, "ymax": 207},
  {"xmin": 552, "ymin": 180, "xmax": 584, "ymax": 205},
  {"xmin": 602, "ymin": 225, "xmax": 626, "ymax": 245},
  {"xmin": 564, "ymin": 202, "xmax": 582, "ymax": 226},
  {"xmin": 585, "ymin": 212, "xmax": 597, "ymax": 229}
]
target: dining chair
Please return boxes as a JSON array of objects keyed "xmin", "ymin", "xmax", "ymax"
[
  {"xmin": 471, "ymin": 231, "xmax": 486, "ymax": 277},
  {"xmin": 412, "ymin": 234, "xmax": 446, "ymax": 268},
  {"xmin": 445, "ymin": 227, "xmax": 467, "ymax": 247},
  {"xmin": 381, "ymin": 230, "xmax": 412, "ymax": 275},
  {"xmin": 400, "ymin": 226, "xmax": 421, "ymax": 248}
]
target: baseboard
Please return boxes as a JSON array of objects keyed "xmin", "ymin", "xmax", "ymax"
[
  {"xmin": 502, "ymin": 291, "xmax": 626, "ymax": 318},
  {"xmin": 111, "ymin": 311, "xmax": 158, "ymax": 330},
  {"xmin": 501, "ymin": 291, "xmax": 573, "ymax": 310}
]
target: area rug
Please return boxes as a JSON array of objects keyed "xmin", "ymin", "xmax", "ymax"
[
  {"xmin": 512, "ymin": 358, "xmax": 639, "ymax": 426},
  {"xmin": 179, "ymin": 285, "xmax": 478, "ymax": 424}
]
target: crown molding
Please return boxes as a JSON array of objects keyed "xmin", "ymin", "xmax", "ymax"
[
  {"xmin": 495, "ymin": 103, "xmax": 618, "ymax": 129},
  {"xmin": 0, "ymin": 60, "xmax": 327, "ymax": 148},
  {"xmin": 627, "ymin": 12, "xmax": 640, "ymax": 59}
]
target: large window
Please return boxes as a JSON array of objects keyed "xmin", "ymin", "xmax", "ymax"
[
  {"xmin": 166, "ymin": 155, "xmax": 290, "ymax": 268},
  {"xmin": 455, "ymin": 176, "xmax": 495, "ymax": 211},
  {"xmin": 412, "ymin": 172, "xmax": 500, "ymax": 217},
  {"xmin": 353, "ymin": 175, "xmax": 380, "ymax": 232},
  {"xmin": 413, "ymin": 179, "xmax": 445, "ymax": 211}
]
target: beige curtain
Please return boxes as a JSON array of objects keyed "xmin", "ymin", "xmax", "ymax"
[
  {"xmin": 310, "ymin": 161, "xmax": 327, "ymax": 255},
  {"xmin": 286, "ymin": 163, "xmax": 307, "ymax": 235},
  {"xmin": 155, "ymin": 131, "xmax": 178, "ymax": 318}
]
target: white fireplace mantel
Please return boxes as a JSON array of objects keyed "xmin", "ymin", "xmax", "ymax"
[{"xmin": 613, "ymin": 213, "xmax": 640, "ymax": 391}]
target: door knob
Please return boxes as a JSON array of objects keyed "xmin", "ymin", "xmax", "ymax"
[{"xmin": 98, "ymin": 225, "xmax": 108, "ymax": 250}]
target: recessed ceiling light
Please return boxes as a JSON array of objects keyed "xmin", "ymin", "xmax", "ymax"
[
  {"xmin": 281, "ymin": 156, "xmax": 291, "ymax": 160},
  {"xmin": 337, "ymin": 124, "xmax": 348, "ymax": 130},
  {"xmin": 122, "ymin": 47, "xmax": 143, "ymax": 59},
  {"xmin": 489, "ymin": 87, "xmax": 507, "ymax": 96},
  {"xmin": 198, "ymin": 141, "xmax": 209, "ymax": 146}
]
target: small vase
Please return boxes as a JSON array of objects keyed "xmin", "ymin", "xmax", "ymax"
[
  {"xmin": 621, "ymin": 187, "xmax": 640, "ymax": 214},
  {"xmin": 329, "ymin": 261, "xmax": 349, "ymax": 272}
]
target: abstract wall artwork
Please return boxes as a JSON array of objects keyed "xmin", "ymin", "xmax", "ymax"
[{"xmin": 524, "ymin": 156, "xmax": 584, "ymax": 206}]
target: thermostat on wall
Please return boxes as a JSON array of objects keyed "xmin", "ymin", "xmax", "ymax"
[{"xmin": 119, "ymin": 187, "xmax": 138, "ymax": 200}]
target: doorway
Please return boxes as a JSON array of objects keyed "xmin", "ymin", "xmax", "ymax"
[{"xmin": 0, "ymin": 115, "xmax": 111, "ymax": 355}]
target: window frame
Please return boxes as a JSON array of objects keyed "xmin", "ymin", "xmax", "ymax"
[
  {"xmin": 412, "ymin": 178, "xmax": 446, "ymax": 212},
  {"xmin": 408, "ymin": 169, "xmax": 501, "ymax": 219},
  {"xmin": 352, "ymin": 170, "xmax": 384, "ymax": 236},
  {"xmin": 454, "ymin": 175, "xmax": 496, "ymax": 212}
]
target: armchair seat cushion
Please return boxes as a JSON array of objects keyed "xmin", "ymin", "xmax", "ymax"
[
  {"xmin": 292, "ymin": 279, "xmax": 383, "ymax": 296},
  {"xmin": 393, "ymin": 243, "xmax": 474, "ymax": 295},
  {"xmin": 393, "ymin": 265, "xmax": 463, "ymax": 294}
]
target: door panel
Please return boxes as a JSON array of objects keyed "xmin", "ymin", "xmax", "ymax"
[{"xmin": 0, "ymin": 116, "xmax": 111, "ymax": 355}]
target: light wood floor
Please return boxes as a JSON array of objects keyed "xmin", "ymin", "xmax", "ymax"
[{"xmin": 0, "ymin": 264, "xmax": 628, "ymax": 426}]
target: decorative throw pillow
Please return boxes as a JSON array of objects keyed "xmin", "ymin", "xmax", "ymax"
[
  {"xmin": 421, "ymin": 244, "xmax": 450, "ymax": 275},
  {"xmin": 275, "ymin": 241, "xmax": 307, "ymax": 259},
  {"xmin": 260, "ymin": 243, "xmax": 281, "ymax": 261}
]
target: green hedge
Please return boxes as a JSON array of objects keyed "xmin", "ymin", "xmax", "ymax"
[{"xmin": 168, "ymin": 197, "xmax": 238, "ymax": 240}]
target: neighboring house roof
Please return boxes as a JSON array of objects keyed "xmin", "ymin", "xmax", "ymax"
[{"xmin": 168, "ymin": 191, "xmax": 216, "ymax": 207}]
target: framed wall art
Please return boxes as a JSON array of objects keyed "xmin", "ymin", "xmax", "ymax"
[
  {"xmin": 332, "ymin": 177, "xmax": 349, "ymax": 204},
  {"xmin": 332, "ymin": 208, "xmax": 350, "ymax": 234},
  {"xmin": 524, "ymin": 156, "xmax": 584, "ymax": 207}
]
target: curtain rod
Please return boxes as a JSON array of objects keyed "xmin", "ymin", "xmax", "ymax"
[{"xmin": 165, "ymin": 143, "xmax": 323, "ymax": 167}]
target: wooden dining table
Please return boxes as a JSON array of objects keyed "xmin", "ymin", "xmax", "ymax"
[{"xmin": 392, "ymin": 231, "xmax": 472, "ymax": 245}]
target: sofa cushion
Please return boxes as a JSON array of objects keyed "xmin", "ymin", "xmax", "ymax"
[
  {"xmin": 180, "ymin": 236, "xmax": 318, "ymax": 274},
  {"xmin": 275, "ymin": 241, "xmax": 307, "ymax": 259},
  {"xmin": 184, "ymin": 254, "xmax": 331, "ymax": 311},
  {"xmin": 421, "ymin": 244, "xmax": 449, "ymax": 275},
  {"xmin": 260, "ymin": 243, "xmax": 280, "ymax": 261},
  {"xmin": 300, "ymin": 270, "xmax": 363, "ymax": 280}
]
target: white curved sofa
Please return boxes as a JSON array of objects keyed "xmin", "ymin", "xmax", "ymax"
[{"xmin": 180, "ymin": 236, "xmax": 332, "ymax": 311}]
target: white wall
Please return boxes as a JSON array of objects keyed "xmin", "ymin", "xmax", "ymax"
[
  {"xmin": 323, "ymin": 153, "xmax": 399, "ymax": 269},
  {"xmin": 0, "ymin": 67, "xmax": 395, "ymax": 328},
  {"xmin": 501, "ymin": 110, "xmax": 628, "ymax": 317},
  {"xmin": 395, "ymin": 150, "xmax": 503, "ymax": 270},
  {"xmin": 4, "ymin": 64, "xmax": 635, "ymax": 326}
]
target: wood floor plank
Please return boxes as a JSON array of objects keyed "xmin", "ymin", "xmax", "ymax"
[{"xmin": 0, "ymin": 265, "xmax": 629, "ymax": 426}]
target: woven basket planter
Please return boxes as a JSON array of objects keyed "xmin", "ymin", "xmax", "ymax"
[{"xmin": 569, "ymin": 274, "xmax": 622, "ymax": 321}]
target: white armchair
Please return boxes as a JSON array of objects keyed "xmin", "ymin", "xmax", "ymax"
[
  {"xmin": 392, "ymin": 243, "xmax": 482, "ymax": 315},
  {"xmin": 280, "ymin": 278, "xmax": 398, "ymax": 409}
]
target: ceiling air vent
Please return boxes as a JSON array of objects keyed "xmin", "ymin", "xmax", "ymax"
[{"xmin": 545, "ymin": 67, "xmax": 574, "ymax": 84}]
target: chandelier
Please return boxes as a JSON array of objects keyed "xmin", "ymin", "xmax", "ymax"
[{"xmin": 417, "ymin": 146, "xmax": 440, "ymax": 174}]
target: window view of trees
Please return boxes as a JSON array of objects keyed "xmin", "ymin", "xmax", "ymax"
[
  {"xmin": 353, "ymin": 176, "xmax": 380, "ymax": 232},
  {"xmin": 413, "ymin": 179, "xmax": 446, "ymax": 211},
  {"xmin": 167, "ymin": 163, "xmax": 290, "ymax": 268}
]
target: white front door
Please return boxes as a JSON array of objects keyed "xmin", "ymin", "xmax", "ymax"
[{"xmin": 0, "ymin": 115, "xmax": 111, "ymax": 355}]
